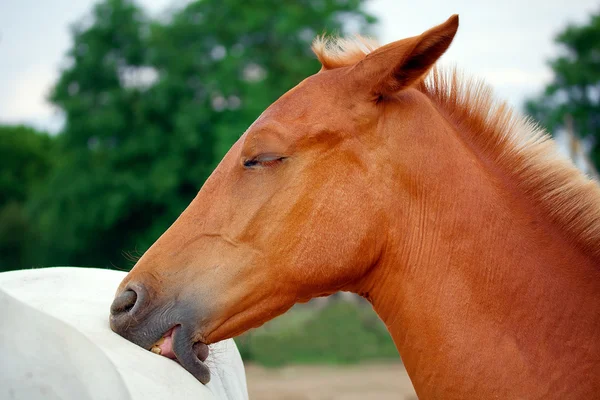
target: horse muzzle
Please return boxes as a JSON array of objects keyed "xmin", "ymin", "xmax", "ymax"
[{"xmin": 109, "ymin": 282, "xmax": 211, "ymax": 384}]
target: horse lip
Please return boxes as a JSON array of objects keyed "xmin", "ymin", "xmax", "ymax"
[
  {"xmin": 110, "ymin": 308, "xmax": 177, "ymax": 352},
  {"xmin": 110, "ymin": 298, "xmax": 210, "ymax": 383},
  {"xmin": 172, "ymin": 325, "xmax": 211, "ymax": 384}
]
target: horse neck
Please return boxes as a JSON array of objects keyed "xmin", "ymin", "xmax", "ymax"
[{"xmin": 355, "ymin": 92, "xmax": 600, "ymax": 398}]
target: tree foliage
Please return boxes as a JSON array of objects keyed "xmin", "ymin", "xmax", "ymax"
[
  {"xmin": 0, "ymin": 125, "xmax": 55, "ymax": 271},
  {"xmin": 526, "ymin": 11, "xmax": 600, "ymax": 167},
  {"xmin": 23, "ymin": 0, "xmax": 375, "ymax": 269}
]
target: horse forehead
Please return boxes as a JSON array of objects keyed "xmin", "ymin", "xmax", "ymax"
[
  {"xmin": 273, "ymin": 73, "xmax": 346, "ymax": 112},
  {"xmin": 250, "ymin": 73, "xmax": 354, "ymax": 134}
]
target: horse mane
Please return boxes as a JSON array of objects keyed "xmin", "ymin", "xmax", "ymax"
[
  {"xmin": 312, "ymin": 35, "xmax": 379, "ymax": 69},
  {"xmin": 312, "ymin": 36, "xmax": 600, "ymax": 258}
]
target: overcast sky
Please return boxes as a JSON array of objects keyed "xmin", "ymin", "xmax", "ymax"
[{"xmin": 0, "ymin": 0, "xmax": 598, "ymax": 132}]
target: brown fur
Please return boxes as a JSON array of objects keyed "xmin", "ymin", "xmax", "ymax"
[
  {"xmin": 112, "ymin": 15, "xmax": 600, "ymax": 399},
  {"xmin": 313, "ymin": 33, "xmax": 600, "ymax": 259}
]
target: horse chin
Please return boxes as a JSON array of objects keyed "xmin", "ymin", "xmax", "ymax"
[
  {"xmin": 110, "ymin": 303, "xmax": 212, "ymax": 384},
  {"xmin": 170, "ymin": 325, "xmax": 211, "ymax": 384}
]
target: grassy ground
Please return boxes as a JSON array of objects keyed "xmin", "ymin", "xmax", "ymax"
[{"xmin": 234, "ymin": 298, "xmax": 399, "ymax": 367}]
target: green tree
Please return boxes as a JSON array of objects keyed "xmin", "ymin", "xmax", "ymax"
[
  {"xmin": 0, "ymin": 125, "xmax": 55, "ymax": 271},
  {"xmin": 526, "ymin": 11, "xmax": 600, "ymax": 167},
  {"xmin": 32, "ymin": 0, "xmax": 376, "ymax": 268},
  {"xmin": 29, "ymin": 0, "xmax": 152, "ymax": 267}
]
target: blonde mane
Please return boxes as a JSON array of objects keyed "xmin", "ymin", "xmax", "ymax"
[
  {"xmin": 312, "ymin": 36, "xmax": 600, "ymax": 258},
  {"xmin": 312, "ymin": 35, "xmax": 379, "ymax": 69}
]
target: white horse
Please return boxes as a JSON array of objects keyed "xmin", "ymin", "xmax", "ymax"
[{"xmin": 0, "ymin": 267, "xmax": 248, "ymax": 400}]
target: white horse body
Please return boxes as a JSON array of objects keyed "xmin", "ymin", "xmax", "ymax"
[{"xmin": 0, "ymin": 267, "xmax": 248, "ymax": 400}]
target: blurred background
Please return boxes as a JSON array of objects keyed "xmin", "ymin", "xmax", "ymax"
[{"xmin": 1, "ymin": 1, "xmax": 599, "ymax": 398}]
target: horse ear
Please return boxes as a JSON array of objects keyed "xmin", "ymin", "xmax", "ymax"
[{"xmin": 354, "ymin": 15, "xmax": 459, "ymax": 98}]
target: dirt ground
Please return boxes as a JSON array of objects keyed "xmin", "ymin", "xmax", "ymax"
[{"xmin": 244, "ymin": 362, "xmax": 417, "ymax": 400}]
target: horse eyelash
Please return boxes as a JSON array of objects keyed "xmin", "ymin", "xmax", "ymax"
[
  {"xmin": 243, "ymin": 156, "xmax": 286, "ymax": 168},
  {"xmin": 243, "ymin": 158, "xmax": 260, "ymax": 168}
]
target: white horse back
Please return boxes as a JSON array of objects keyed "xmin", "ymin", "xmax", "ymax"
[{"xmin": 0, "ymin": 267, "xmax": 248, "ymax": 400}]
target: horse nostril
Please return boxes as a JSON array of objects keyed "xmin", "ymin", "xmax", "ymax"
[{"xmin": 110, "ymin": 289, "xmax": 138, "ymax": 315}]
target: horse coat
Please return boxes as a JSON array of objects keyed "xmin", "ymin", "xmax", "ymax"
[{"xmin": 0, "ymin": 267, "xmax": 248, "ymax": 400}]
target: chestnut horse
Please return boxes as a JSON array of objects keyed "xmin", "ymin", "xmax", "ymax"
[{"xmin": 110, "ymin": 15, "xmax": 600, "ymax": 398}]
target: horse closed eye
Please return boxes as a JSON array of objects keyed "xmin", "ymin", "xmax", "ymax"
[{"xmin": 243, "ymin": 155, "xmax": 286, "ymax": 168}]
